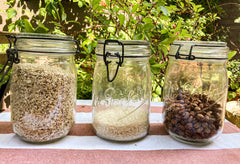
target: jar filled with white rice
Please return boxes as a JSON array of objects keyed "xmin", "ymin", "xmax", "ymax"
[{"xmin": 92, "ymin": 40, "xmax": 151, "ymax": 141}]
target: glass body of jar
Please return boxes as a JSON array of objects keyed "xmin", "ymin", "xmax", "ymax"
[
  {"xmin": 92, "ymin": 40, "xmax": 151, "ymax": 141},
  {"xmin": 10, "ymin": 33, "xmax": 77, "ymax": 143},
  {"xmin": 163, "ymin": 41, "xmax": 229, "ymax": 145}
]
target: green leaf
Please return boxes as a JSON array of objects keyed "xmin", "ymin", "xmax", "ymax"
[
  {"xmin": 143, "ymin": 23, "xmax": 154, "ymax": 31},
  {"xmin": 62, "ymin": 12, "xmax": 67, "ymax": 21},
  {"xmin": 52, "ymin": 28, "xmax": 66, "ymax": 35},
  {"xmin": 197, "ymin": 7, "xmax": 204, "ymax": 12},
  {"xmin": 180, "ymin": 2, "xmax": 184, "ymax": 9},
  {"xmin": 92, "ymin": 0, "xmax": 101, "ymax": 10},
  {"xmin": 87, "ymin": 41, "xmax": 97, "ymax": 53},
  {"xmin": 237, "ymin": 88, "xmax": 240, "ymax": 94},
  {"xmin": 23, "ymin": 9, "xmax": 32, "ymax": 16},
  {"xmin": 132, "ymin": 4, "xmax": 139, "ymax": 13},
  {"xmin": 35, "ymin": 26, "xmax": 49, "ymax": 33},
  {"xmin": 228, "ymin": 51, "xmax": 237, "ymax": 60},
  {"xmin": 39, "ymin": 8, "xmax": 47, "ymax": 17},
  {"xmin": 159, "ymin": 45, "xmax": 168, "ymax": 57},
  {"xmin": 51, "ymin": 10, "xmax": 58, "ymax": 20},
  {"xmin": 7, "ymin": 8, "xmax": 17, "ymax": 19},
  {"xmin": 39, "ymin": 0, "xmax": 42, "ymax": 8},
  {"xmin": 78, "ymin": 1, "xmax": 83, "ymax": 8},
  {"xmin": 150, "ymin": 66, "xmax": 160, "ymax": 74},
  {"xmin": 118, "ymin": 14, "xmax": 125, "ymax": 26},
  {"xmin": 49, "ymin": 21, "xmax": 61, "ymax": 27},
  {"xmin": 161, "ymin": 29, "xmax": 168, "ymax": 34},
  {"xmin": 230, "ymin": 82, "xmax": 239, "ymax": 90},
  {"xmin": 24, "ymin": 20, "xmax": 35, "ymax": 33},
  {"xmin": 149, "ymin": 56, "xmax": 157, "ymax": 65},
  {"xmin": 133, "ymin": 33, "xmax": 144, "ymax": 40},
  {"xmin": 151, "ymin": 62, "xmax": 167, "ymax": 69},
  {"xmin": 160, "ymin": 36, "xmax": 177, "ymax": 45},
  {"xmin": 228, "ymin": 91, "xmax": 237, "ymax": 101},
  {"xmin": 156, "ymin": 86, "xmax": 162, "ymax": 95},
  {"xmin": 8, "ymin": 23, "xmax": 15, "ymax": 32},
  {"xmin": 59, "ymin": 2, "xmax": 67, "ymax": 21},
  {"xmin": 150, "ymin": 62, "xmax": 167, "ymax": 74},
  {"xmin": 159, "ymin": 6, "xmax": 169, "ymax": 16},
  {"xmin": 142, "ymin": 17, "xmax": 152, "ymax": 24}
]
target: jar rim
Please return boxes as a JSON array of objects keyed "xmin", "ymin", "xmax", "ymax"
[
  {"xmin": 97, "ymin": 39, "xmax": 149, "ymax": 45},
  {"xmin": 17, "ymin": 33, "xmax": 73, "ymax": 40},
  {"xmin": 14, "ymin": 33, "xmax": 79, "ymax": 55},
  {"xmin": 173, "ymin": 40, "xmax": 227, "ymax": 47},
  {"xmin": 169, "ymin": 40, "xmax": 229, "ymax": 61},
  {"xmin": 96, "ymin": 39, "xmax": 151, "ymax": 59}
]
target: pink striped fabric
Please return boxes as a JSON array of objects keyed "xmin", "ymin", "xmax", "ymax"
[{"xmin": 0, "ymin": 101, "xmax": 240, "ymax": 164}]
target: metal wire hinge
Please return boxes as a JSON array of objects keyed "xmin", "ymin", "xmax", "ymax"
[
  {"xmin": 0, "ymin": 35, "xmax": 20, "ymax": 83},
  {"xmin": 103, "ymin": 39, "xmax": 124, "ymax": 82},
  {"xmin": 171, "ymin": 43, "xmax": 227, "ymax": 60}
]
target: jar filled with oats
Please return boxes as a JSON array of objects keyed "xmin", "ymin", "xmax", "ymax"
[
  {"xmin": 163, "ymin": 41, "xmax": 229, "ymax": 145},
  {"xmin": 92, "ymin": 40, "xmax": 151, "ymax": 141},
  {"xmin": 5, "ymin": 33, "xmax": 78, "ymax": 143}
]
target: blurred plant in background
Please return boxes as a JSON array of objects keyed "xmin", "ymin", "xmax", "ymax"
[
  {"xmin": 0, "ymin": 0, "xmax": 232, "ymax": 101},
  {"xmin": 227, "ymin": 51, "xmax": 240, "ymax": 101}
]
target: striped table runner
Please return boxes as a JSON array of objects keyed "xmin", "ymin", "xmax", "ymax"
[{"xmin": 0, "ymin": 100, "xmax": 240, "ymax": 164}]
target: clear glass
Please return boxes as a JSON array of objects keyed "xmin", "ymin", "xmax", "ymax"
[
  {"xmin": 163, "ymin": 41, "xmax": 229, "ymax": 145},
  {"xmin": 92, "ymin": 40, "xmax": 151, "ymax": 141},
  {"xmin": 10, "ymin": 33, "xmax": 77, "ymax": 143}
]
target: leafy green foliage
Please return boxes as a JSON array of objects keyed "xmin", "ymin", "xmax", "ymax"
[
  {"xmin": 0, "ymin": 45, "xmax": 10, "ymax": 86},
  {"xmin": 76, "ymin": 60, "xmax": 94, "ymax": 99},
  {"xmin": 6, "ymin": 8, "xmax": 17, "ymax": 19},
  {"xmin": 0, "ymin": 44, "xmax": 9, "ymax": 53},
  {"xmin": 78, "ymin": 0, "xmax": 225, "ymax": 101},
  {"xmin": 227, "ymin": 59, "xmax": 240, "ymax": 101},
  {"xmin": 0, "ymin": 65, "xmax": 11, "ymax": 86},
  {"xmin": 228, "ymin": 51, "xmax": 237, "ymax": 60},
  {"xmin": 2, "ymin": 0, "xmax": 229, "ymax": 100}
]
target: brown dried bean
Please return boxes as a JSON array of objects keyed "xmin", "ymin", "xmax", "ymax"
[
  {"xmin": 164, "ymin": 91, "xmax": 223, "ymax": 140},
  {"xmin": 196, "ymin": 114, "xmax": 204, "ymax": 120},
  {"xmin": 194, "ymin": 122, "xmax": 201, "ymax": 129},
  {"xmin": 194, "ymin": 107, "xmax": 201, "ymax": 111},
  {"xmin": 199, "ymin": 103, "xmax": 204, "ymax": 109}
]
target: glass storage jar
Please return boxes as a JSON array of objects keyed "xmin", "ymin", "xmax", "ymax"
[
  {"xmin": 92, "ymin": 40, "xmax": 151, "ymax": 141},
  {"xmin": 6, "ymin": 33, "xmax": 78, "ymax": 143},
  {"xmin": 163, "ymin": 41, "xmax": 229, "ymax": 145}
]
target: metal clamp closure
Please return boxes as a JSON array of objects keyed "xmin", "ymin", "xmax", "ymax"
[
  {"xmin": 0, "ymin": 35, "xmax": 19, "ymax": 83},
  {"xmin": 103, "ymin": 39, "xmax": 124, "ymax": 82},
  {"xmin": 172, "ymin": 43, "xmax": 227, "ymax": 60},
  {"xmin": 174, "ymin": 44, "xmax": 195, "ymax": 60}
]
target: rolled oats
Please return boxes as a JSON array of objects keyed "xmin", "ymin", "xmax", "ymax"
[{"xmin": 11, "ymin": 63, "xmax": 76, "ymax": 143}]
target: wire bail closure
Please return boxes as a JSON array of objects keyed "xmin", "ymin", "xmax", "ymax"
[
  {"xmin": 103, "ymin": 39, "xmax": 124, "ymax": 82},
  {"xmin": 0, "ymin": 35, "xmax": 19, "ymax": 83},
  {"xmin": 174, "ymin": 44, "xmax": 195, "ymax": 60},
  {"xmin": 171, "ymin": 43, "xmax": 227, "ymax": 60},
  {"xmin": 0, "ymin": 34, "xmax": 81, "ymax": 83}
]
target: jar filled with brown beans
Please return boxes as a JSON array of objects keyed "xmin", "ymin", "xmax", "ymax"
[{"xmin": 163, "ymin": 41, "xmax": 229, "ymax": 145}]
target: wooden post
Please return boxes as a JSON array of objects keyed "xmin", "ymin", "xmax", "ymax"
[{"xmin": 0, "ymin": 52, "xmax": 8, "ymax": 65}]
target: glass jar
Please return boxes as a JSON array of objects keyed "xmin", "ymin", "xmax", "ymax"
[
  {"xmin": 163, "ymin": 41, "xmax": 229, "ymax": 145},
  {"xmin": 8, "ymin": 33, "xmax": 78, "ymax": 143},
  {"xmin": 92, "ymin": 40, "xmax": 151, "ymax": 141}
]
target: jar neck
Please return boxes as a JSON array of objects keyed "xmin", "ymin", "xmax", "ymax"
[
  {"xmin": 169, "ymin": 41, "xmax": 229, "ymax": 61},
  {"xmin": 169, "ymin": 56, "xmax": 227, "ymax": 64},
  {"xmin": 15, "ymin": 33, "xmax": 79, "ymax": 57}
]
